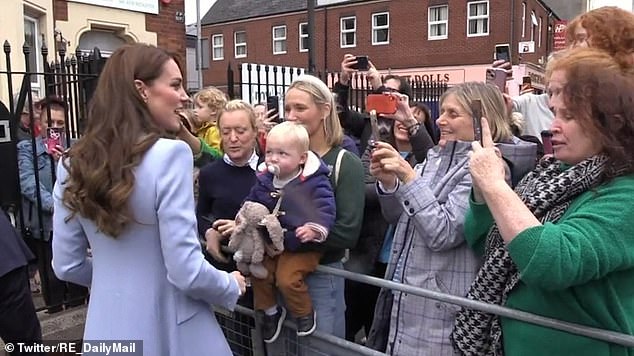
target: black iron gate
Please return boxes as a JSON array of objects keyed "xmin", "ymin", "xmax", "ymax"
[{"xmin": 0, "ymin": 40, "xmax": 106, "ymax": 311}]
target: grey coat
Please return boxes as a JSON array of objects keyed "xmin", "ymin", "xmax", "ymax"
[
  {"xmin": 52, "ymin": 139, "xmax": 240, "ymax": 356},
  {"xmin": 367, "ymin": 141, "xmax": 480, "ymax": 356}
]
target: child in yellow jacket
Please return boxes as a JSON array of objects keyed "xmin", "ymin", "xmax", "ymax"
[{"xmin": 193, "ymin": 87, "xmax": 227, "ymax": 153}]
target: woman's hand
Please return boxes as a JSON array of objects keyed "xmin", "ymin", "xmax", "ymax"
[
  {"xmin": 366, "ymin": 60, "xmax": 382, "ymax": 90},
  {"xmin": 205, "ymin": 228, "xmax": 228, "ymax": 263},
  {"xmin": 469, "ymin": 117, "xmax": 507, "ymax": 199},
  {"xmin": 212, "ymin": 219, "xmax": 236, "ymax": 237},
  {"xmin": 382, "ymin": 93, "xmax": 418, "ymax": 128},
  {"xmin": 370, "ymin": 141, "xmax": 417, "ymax": 190},
  {"xmin": 340, "ymin": 54, "xmax": 356, "ymax": 85},
  {"xmin": 49, "ymin": 145, "xmax": 64, "ymax": 162},
  {"xmin": 230, "ymin": 271, "xmax": 247, "ymax": 296}
]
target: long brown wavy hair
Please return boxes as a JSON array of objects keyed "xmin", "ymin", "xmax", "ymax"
[
  {"xmin": 62, "ymin": 44, "xmax": 175, "ymax": 237},
  {"xmin": 566, "ymin": 6, "xmax": 634, "ymax": 72},
  {"xmin": 547, "ymin": 47, "xmax": 634, "ymax": 177}
]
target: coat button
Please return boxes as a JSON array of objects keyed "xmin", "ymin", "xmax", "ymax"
[
  {"xmin": 409, "ymin": 208, "xmax": 414, "ymax": 214},
  {"xmin": 404, "ymin": 200, "xmax": 410, "ymax": 206}
]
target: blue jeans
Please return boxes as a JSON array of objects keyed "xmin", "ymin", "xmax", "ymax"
[{"xmin": 306, "ymin": 261, "xmax": 346, "ymax": 338}]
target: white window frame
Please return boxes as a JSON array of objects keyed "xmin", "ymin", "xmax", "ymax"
[
  {"xmin": 372, "ymin": 12, "xmax": 389, "ymax": 45},
  {"xmin": 299, "ymin": 22, "xmax": 309, "ymax": 52},
  {"xmin": 234, "ymin": 31, "xmax": 247, "ymax": 58},
  {"xmin": 23, "ymin": 15, "xmax": 43, "ymax": 93},
  {"xmin": 212, "ymin": 34, "xmax": 223, "ymax": 61},
  {"xmin": 467, "ymin": 1, "xmax": 489, "ymax": 37},
  {"xmin": 340, "ymin": 16, "xmax": 356, "ymax": 48},
  {"xmin": 538, "ymin": 16, "xmax": 543, "ymax": 47},
  {"xmin": 428, "ymin": 5, "xmax": 448, "ymax": 40},
  {"xmin": 272, "ymin": 25, "xmax": 287, "ymax": 55},
  {"xmin": 521, "ymin": 2, "xmax": 526, "ymax": 38}
]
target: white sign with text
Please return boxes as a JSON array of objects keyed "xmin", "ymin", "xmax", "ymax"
[{"xmin": 68, "ymin": 0, "xmax": 158, "ymax": 15}]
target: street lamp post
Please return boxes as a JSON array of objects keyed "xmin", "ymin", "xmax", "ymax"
[{"xmin": 196, "ymin": 0, "xmax": 203, "ymax": 90}]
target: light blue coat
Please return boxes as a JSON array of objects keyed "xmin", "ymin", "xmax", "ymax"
[{"xmin": 52, "ymin": 139, "xmax": 240, "ymax": 355}]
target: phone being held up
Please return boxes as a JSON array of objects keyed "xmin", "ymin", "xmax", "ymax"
[
  {"xmin": 486, "ymin": 68, "xmax": 508, "ymax": 92},
  {"xmin": 366, "ymin": 93, "xmax": 398, "ymax": 115},
  {"xmin": 470, "ymin": 100, "xmax": 483, "ymax": 145},
  {"xmin": 350, "ymin": 55, "xmax": 369, "ymax": 71},
  {"xmin": 46, "ymin": 127, "xmax": 66, "ymax": 155},
  {"xmin": 495, "ymin": 43, "xmax": 512, "ymax": 63},
  {"xmin": 541, "ymin": 130, "xmax": 553, "ymax": 155},
  {"xmin": 266, "ymin": 96, "xmax": 281, "ymax": 123}
]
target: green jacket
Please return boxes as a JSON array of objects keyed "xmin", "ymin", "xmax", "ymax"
[
  {"xmin": 465, "ymin": 174, "xmax": 634, "ymax": 356},
  {"xmin": 319, "ymin": 146, "xmax": 364, "ymax": 264}
]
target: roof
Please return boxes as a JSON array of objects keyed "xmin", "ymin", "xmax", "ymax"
[
  {"xmin": 201, "ymin": 0, "xmax": 368, "ymax": 25},
  {"xmin": 201, "ymin": 0, "xmax": 307, "ymax": 25}
]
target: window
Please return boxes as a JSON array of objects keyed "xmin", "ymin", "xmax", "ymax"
[
  {"xmin": 372, "ymin": 12, "xmax": 389, "ymax": 45},
  {"xmin": 23, "ymin": 16, "xmax": 41, "ymax": 85},
  {"xmin": 340, "ymin": 16, "xmax": 356, "ymax": 48},
  {"xmin": 538, "ymin": 16, "xmax": 543, "ymax": 47},
  {"xmin": 467, "ymin": 1, "xmax": 489, "ymax": 37},
  {"xmin": 272, "ymin": 25, "xmax": 287, "ymax": 54},
  {"xmin": 428, "ymin": 5, "xmax": 448, "ymax": 40},
  {"xmin": 299, "ymin": 22, "xmax": 309, "ymax": 52},
  {"xmin": 199, "ymin": 38, "xmax": 209, "ymax": 69},
  {"xmin": 521, "ymin": 2, "xmax": 526, "ymax": 38},
  {"xmin": 234, "ymin": 31, "xmax": 247, "ymax": 58},
  {"xmin": 212, "ymin": 34, "xmax": 223, "ymax": 60}
]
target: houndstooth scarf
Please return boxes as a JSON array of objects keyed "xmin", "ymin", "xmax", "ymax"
[{"xmin": 451, "ymin": 154, "xmax": 614, "ymax": 356}]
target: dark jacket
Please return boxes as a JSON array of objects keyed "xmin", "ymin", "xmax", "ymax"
[
  {"xmin": 0, "ymin": 209, "xmax": 34, "ymax": 277},
  {"xmin": 245, "ymin": 151, "xmax": 336, "ymax": 251}
]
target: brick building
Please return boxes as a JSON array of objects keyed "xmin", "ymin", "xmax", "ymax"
[{"xmin": 201, "ymin": 0, "xmax": 560, "ymax": 95}]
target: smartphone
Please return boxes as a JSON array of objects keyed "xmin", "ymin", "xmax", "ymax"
[
  {"xmin": 46, "ymin": 127, "xmax": 66, "ymax": 154},
  {"xmin": 351, "ymin": 55, "xmax": 369, "ymax": 71},
  {"xmin": 495, "ymin": 44, "xmax": 512, "ymax": 63},
  {"xmin": 541, "ymin": 130, "xmax": 553, "ymax": 155},
  {"xmin": 470, "ymin": 100, "xmax": 483, "ymax": 145},
  {"xmin": 266, "ymin": 96, "xmax": 281, "ymax": 123},
  {"xmin": 486, "ymin": 68, "xmax": 507, "ymax": 92},
  {"xmin": 366, "ymin": 93, "xmax": 397, "ymax": 115}
]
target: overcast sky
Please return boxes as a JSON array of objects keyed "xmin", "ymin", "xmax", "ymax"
[{"xmin": 184, "ymin": 0, "xmax": 218, "ymax": 25}]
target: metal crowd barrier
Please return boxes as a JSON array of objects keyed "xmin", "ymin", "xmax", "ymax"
[{"xmin": 214, "ymin": 263, "xmax": 634, "ymax": 356}]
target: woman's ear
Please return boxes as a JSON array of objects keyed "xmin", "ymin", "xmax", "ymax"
[
  {"xmin": 134, "ymin": 79, "xmax": 148, "ymax": 102},
  {"xmin": 321, "ymin": 102, "xmax": 332, "ymax": 120}
]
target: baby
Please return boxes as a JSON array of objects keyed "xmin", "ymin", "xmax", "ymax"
[{"xmin": 244, "ymin": 121, "xmax": 335, "ymax": 343}]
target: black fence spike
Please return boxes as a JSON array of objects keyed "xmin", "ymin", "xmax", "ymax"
[
  {"xmin": 22, "ymin": 42, "xmax": 31, "ymax": 55},
  {"xmin": 4, "ymin": 40, "xmax": 11, "ymax": 54}
]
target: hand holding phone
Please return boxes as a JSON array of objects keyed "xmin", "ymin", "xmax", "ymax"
[
  {"xmin": 266, "ymin": 96, "xmax": 281, "ymax": 124},
  {"xmin": 470, "ymin": 100, "xmax": 483, "ymax": 145},
  {"xmin": 46, "ymin": 127, "xmax": 66, "ymax": 155},
  {"xmin": 350, "ymin": 56, "xmax": 369, "ymax": 71},
  {"xmin": 486, "ymin": 68, "xmax": 507, "ymax": 92}
]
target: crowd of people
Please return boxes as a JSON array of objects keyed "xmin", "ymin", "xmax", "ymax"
[{"xmin": 1, "ymin": 5, "xmax": 633, "ymax": 356}]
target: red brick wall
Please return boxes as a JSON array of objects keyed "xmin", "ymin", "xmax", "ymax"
[
  {"xmin": 53, "ymin": 0, "xmax": 68, "ymax": 21},
  {"xmin": 145, "ymin": 0, "xmax": 186, "ymax": 67},
  {"xmin": 202, "ymin": 0, "xmax": 556, "ymax": 87}
]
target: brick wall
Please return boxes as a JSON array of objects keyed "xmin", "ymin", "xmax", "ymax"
[
  {"xmin": 53, "ymin": 0, "xmax": 68, "ymax": 21},
  {"xmin": 202, "ymin": 0, "xmax": 557, "ymax": 87},
  {"xmin": 145, "ymin": 0, "xmax": 187, "ymax": 67}
]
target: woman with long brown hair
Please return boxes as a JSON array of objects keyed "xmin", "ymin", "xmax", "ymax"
[{"xmin": 51, "ymin": 43, "xmax": 245, "ymax": 355}]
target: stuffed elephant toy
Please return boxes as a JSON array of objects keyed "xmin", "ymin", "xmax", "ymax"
[{"xmin": 228, "ymin": 201, "xmax": 284, "ymax": 279}]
